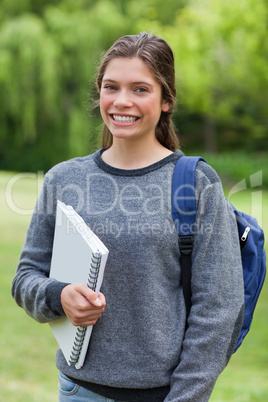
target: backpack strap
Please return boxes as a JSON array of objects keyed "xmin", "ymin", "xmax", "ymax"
[{"xmin": 172, "ymin": 156, "xmax": 206, "ymax": 323}]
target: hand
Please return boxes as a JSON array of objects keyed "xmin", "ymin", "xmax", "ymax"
[{"xmin": 60, "ymin": 283, "xmax": 106, "ymax": 327}]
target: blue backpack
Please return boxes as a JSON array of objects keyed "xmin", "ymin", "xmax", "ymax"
[{"xmin": 172, "ymin": 156, "xmax": 266, "ymax": 353}]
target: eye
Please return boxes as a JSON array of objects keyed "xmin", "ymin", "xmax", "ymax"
[
  {"xmin": 135, "ymin": 87, "xmax": 148, "ymax": 93},
  {"xmin": 103, "ymin": 85, "xmax": 117, "ymax": 91}
]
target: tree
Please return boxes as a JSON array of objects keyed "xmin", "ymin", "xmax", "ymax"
[
  {"xmin": 161, "ymin": 0, "xmax": 268, "ymax": 152},
  {"xmin": 0, "ymin": 1, "xmax": 130, "ymax": 171},
  {"xmin": 0, "ymin": 0, "xmax": 267, "ymax": 171}
]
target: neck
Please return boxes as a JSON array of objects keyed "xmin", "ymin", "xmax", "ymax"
[{"xmin": 101, "ymin": 138, "xmax": 173, "ymax": 170}]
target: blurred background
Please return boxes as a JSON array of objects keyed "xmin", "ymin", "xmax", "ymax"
[
  {"xmin": 1, "ymin": 0, "xmax": 267, "ymax": 400},
  {"xmin": 0, "ymin": 0, "xmax": 267, "ymax": 176}
]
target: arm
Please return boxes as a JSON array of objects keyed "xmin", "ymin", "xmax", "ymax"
[
  {"xmin": 11, "ymin": 171, "xmax": 105, "ymax": 324},
  {"xmin": 165, "ymin": 162, "xmax": 244, "ymax": 401},
  {"xmin": 11, "ymin": 172, "xmax": 63, "ymax": 322}
]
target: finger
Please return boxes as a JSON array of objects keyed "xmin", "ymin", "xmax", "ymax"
[
  {"xmin": 80, "ymin": 286, "xmax": 104, "ymax": 307},
  {"xmin": 72, "ymin": 310, "xmax": 104, "ymax": 327},
  {"xmin": 97, "ymin": 292, "xmax": 106, "ymax": 307}
]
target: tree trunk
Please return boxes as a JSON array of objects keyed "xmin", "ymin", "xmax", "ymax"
[{"xmin": 204, "ymin": 115, "xmax": 217, "ymax": 153}]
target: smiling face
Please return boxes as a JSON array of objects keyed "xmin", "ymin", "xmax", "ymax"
[{"xmin": 100, "ymin": 57, "xmax": 169, "ymax": 144}]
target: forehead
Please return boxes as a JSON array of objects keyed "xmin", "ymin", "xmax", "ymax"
[{"xmin": 103, "ymin": 57, "xmax": 158, "ymax": 84}]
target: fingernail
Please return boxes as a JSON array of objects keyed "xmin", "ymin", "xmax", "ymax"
[{"xmin": 94, "ymin": 297, "xmax": 102, "ymax": 306}]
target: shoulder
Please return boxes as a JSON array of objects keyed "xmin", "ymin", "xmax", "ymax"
[
  {"xmin": 195, "ymin": 159, "xmax": 222, "ymax": 193},
  {"xmin": 48, "ymin": 152, "xmax": 97, "ymax": 174},
  {"xmin": 177, "ymin": 157, "xmax": 225, "ymax": 208},
  {"xmin": 175, "ymin": 154, "xmax": 222, "ymax": 191},
  {"xmin": 43, "ymin": 151, "xmax": 100, "ymax": 184}
]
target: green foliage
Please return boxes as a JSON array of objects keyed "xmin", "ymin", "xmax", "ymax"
[
  {"xmin": 0, "ymin": 15, "xmax": 56, "ymax": 140},
  {"xmin": 0, "ymin": 1, "xmax": 130, "ymax": 171},
  {"xmin": 201, "ymin": 152, "xmax": 268, "ymax": 189},
  {"xmin": 126, "ymin": 0, "xmax": 186, "ymax": 26},
  {"xmin": 160, "ymin": 0, "xmax": 268, "ymax": 152},
  {"xmin": 0, "ymin": 0, "xmax": 267, "ymax": 171}
]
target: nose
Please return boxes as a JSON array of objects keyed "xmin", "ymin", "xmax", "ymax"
[{"xmin": 113, "ymin": 90, "xmax": 133, "ymax": 108}]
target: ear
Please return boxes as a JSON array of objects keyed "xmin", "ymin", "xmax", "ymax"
[{"xmin": 161, "ymin": 101, "xmax": 170, "ymax": 112}]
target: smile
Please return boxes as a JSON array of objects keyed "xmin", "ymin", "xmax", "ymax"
[{"xmin": 112, "ymin": 115, "xmax": 139, "ymax": 123}]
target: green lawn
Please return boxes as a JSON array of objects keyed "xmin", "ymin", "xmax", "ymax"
[{"xmin": 1, "ymin": 170, "xmax": 267, "ymax": 401}]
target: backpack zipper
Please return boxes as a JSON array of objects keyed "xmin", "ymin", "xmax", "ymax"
[{"xmin": 241, "ymin": 226, "xmax": 250, "ymax": 241}]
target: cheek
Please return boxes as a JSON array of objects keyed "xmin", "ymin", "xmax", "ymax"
[
  {"xmin": 140, "ymin": 99, "xmax": 155, "ymax": 112},
  {"xmin": 100, "ymin": 94, "xmax": 106, "ymax": 111},
  {"xmin": 100, "ymin": 95, "xmax": 110, "ymax": 120},
  {"xmin": 142, "ymin": 99, "xmax": 163, "ymax": 119}
]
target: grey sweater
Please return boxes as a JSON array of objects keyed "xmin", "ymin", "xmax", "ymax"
[{"xmin": 12, "ymin": 149, "xmax": 244, "ymax": 402}]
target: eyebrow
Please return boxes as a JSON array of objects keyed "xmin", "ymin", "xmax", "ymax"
[{"xmin": 102, "ymin": 79, "xmax": 153, "ymax": 87}]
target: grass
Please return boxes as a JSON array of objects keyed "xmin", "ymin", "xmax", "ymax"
[
  {"xmin": 1, "ymin": 167, "xmax": 267, "ymax": 401},
  {"xmin": 210, "ymin": 191, "xmax": 268, "ymax": 401},
  {"xmin": 197, "ymin": 151, "xmax": 268, "ymax": 189},
  {"xmin": 1, "ymin": 171, "xmax": 58, "ymax": 402}
]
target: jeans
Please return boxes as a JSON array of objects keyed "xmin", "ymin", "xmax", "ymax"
[{"xmin": 58, "ymin": 371, "xmax": 125, "ymax": 401}]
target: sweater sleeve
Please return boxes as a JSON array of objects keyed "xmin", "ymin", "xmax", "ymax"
[
  {"xmin": 11, "ymin": 171, "xmax": 69, "ymax": 323},
  {"xmin": 165, "ymin": 162, "xmax": 245, "ymax": 402}
]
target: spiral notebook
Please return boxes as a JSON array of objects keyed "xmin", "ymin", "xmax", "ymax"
[{"xmin": 49, "ymin": 200, "xmax": 109, "ymax": 369}]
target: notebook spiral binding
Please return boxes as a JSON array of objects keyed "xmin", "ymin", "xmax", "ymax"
[{"xmin": 69, "ymin": 251, "xmax": 101, "ymax": 365}]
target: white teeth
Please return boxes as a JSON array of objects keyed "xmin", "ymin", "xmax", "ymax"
[{"xmin": 113, "ymin": 115, "xmax": 138, "ymax": 123}]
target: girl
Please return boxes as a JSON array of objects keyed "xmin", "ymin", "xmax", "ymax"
[{"xmin": 12, "ymin": 32, "xmax": 244, "ymax": 402}]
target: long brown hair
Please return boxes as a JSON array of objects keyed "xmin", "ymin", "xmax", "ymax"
[{"xmin": 96, "ymin": 32, "xmax": 179, "ymax": 151}]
